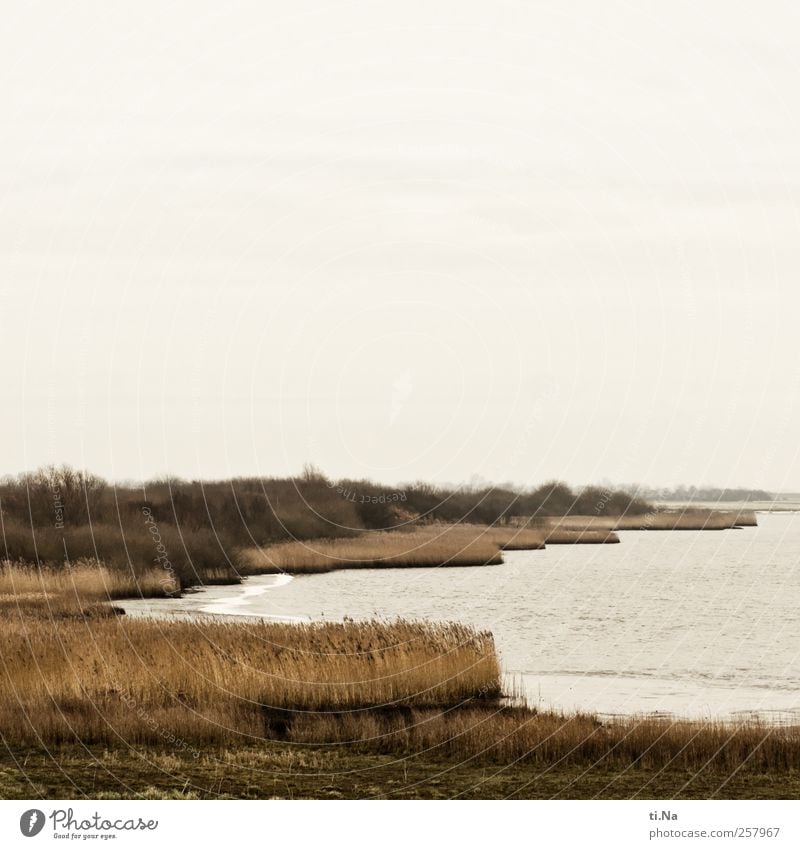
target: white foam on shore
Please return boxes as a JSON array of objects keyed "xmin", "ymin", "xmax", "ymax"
[{"xmin": 197, "ymin": 573, "xmax": 304, "ymax": 620}]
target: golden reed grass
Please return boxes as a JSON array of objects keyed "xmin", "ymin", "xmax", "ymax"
[
  {"xmin": 236, "ymin": 522, "xmax": 621, "ymax": 575},
  {"xmin": 286, "ymin": 707, "xmax": 800, "ymax": 772},
  {"xmin": 0, "ymin": 580, "xmax": 501, "ymax": 746},
  {"xmin": 539, "ymin": 510, "xmax": 757, "ymax": 533},
  {"xmin": 237, "ymin": 525, "xmax": 506, "ymax": 574},
  {"xmin": 1, "ymin": 562, "xmax": 798, "ymax": 774},
  {"xmin": 544, "ymin": 529, "xmax": 620, "ymax": 545},
  {"xmin": 0, "ymin": 560, "xmax": 178, "ymax": 618}
]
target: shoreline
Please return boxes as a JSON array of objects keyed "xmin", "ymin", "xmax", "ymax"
[{"xmin": 121, "ymin": 566, "xmax": 800, "ymax": 728}]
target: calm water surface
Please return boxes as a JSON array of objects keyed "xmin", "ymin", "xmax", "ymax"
[{"xmin": 123, "ymin": 513, "xmax": 800, "ymax": 721}]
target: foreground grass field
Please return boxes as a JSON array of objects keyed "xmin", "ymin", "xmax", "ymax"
[{"xmin": 2, "ymin": 743, "xmax": 799, "ymax": 800}]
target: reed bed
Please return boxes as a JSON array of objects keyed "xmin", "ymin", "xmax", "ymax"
[
  {"xmin": 286, "ymin": 707, "xmax": 800, "ymax": 772},
  {"xmin": 0, "ymin": 560, "xmax": 178, "ymax": 618},
  {"xmin": 726, "ymin": 510, "xmax": 758, "ymax": 527},
  {"xmin": 506, "ymin": 517, "xmax": 619, "ymax": 544},
  {"xmin": 479, "ymin": 526, "xmax": 546, "ymax": 550},
  {"xmin": 2, "ymin": 594, "xmax": 797, "ymax": 773},
  {"xmin": 0, "ymin": 613, "xmax": 501, "ymax": 745},
  {"xmin": 536, "ymin": 516, "xmax": 615, "ymax": 531},
  {"xmin": 614, "ymin": 511, "xmax": 740, "ymax": 531},
  {"xmin": 237, "ymin": 520, "xmax": 633, "ymax": 574},
  {"xmin": 544, "ymin": 529, "xmax": 620, "ymax": 544},
  {"xmin": 237, "ymin": 525, "xmax": 506, "ymax": 574},
  {"xmin": 542, "ymin": 511, "xmax": 751, "ymax": 532}
]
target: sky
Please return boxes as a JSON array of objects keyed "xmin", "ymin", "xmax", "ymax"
[{"xmin": 2, "ymin": 1, "xmax": 800, "ymax": 490}]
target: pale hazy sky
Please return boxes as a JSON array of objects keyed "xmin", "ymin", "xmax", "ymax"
[{"xmin": 2, "ymin": 1, "xmax": 800, "ymax": 489}]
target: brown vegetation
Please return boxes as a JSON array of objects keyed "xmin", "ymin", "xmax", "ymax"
[
  {"xmin": 614, "ymin": 510, "xmax": 744, "ymax": 531},
  {"xmin": 0, "ymin": 562, "xmax": 797, "ymax": 790},
  {"xmin": 0, "ymin": 560, "xmax": 178, "ymax": 618},
  {"xmin": 544, "ymin": 528, "xmax": 620, "ymax": 544},
  {"xmin": 237, "ymin": 525, "xmax": 506, "ymax": 574},
  {"xmin": 286, "ymin": 706, "xmax": 800, "ymax": 773},
  {"xmin": 479, "ymin": 526, "xmax": 547, "ymax": 550},
  {"xmin": 236, "ymin": 522, "xmax": 621, "ymax": 574},
  {"xmin": 727, "ymin": 510, "xmax": 758, "ymax": 527},
  {"xmin": 537, "ymin": 509, "xmax": 757, "ymax": 533},
  {"xmin": 0, "ymin": 465, "xmax": 653, "ymax": 592},
  {"xmin": 0, "ymin": 572, "xmax": 501, "ymax": 745}
]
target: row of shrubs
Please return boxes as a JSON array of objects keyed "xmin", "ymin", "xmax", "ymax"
[{"xmin": 0, "ymin": 465, "xmax": 652, "ymax": 588}]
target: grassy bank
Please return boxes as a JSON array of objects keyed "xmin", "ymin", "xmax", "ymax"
[
  {"xmin": 236, "ymin": 522, "xmax": 629, "ymax": 575},
  {"xmin": 537, "ymin": 509, "xmax": 758, "ymax": 533},
  {"xmin": 2, "ymin": 743, "xmax": 799, "ymax": 800},
  {"xmin": 0, "ymin": 579, "xmax": 501, "ymax": 746},
  {"xmin": 236, "ymin": 524, "xmax": 566, "ymax": 574},
  {"xmin": 0, "ymin": 560, "xmax": 178, "ymax": 617},
  {"xmin": 237, "ymin": 526, "xmax": 503, "ymax": 574}
]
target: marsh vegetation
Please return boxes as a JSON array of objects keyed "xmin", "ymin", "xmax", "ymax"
[
  {"xmin": 0, "ymin": 466, "xmax": 649, "ymax": 590},
  {"xmin": 0, "ymin": 468, "xmax": 778, "ymax": 799},
  {"xmin": 0, "ymin": 563, "xmax": 797, "ymax": 799}
]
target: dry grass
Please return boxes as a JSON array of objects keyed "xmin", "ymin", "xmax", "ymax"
[
  {"xmin": 3, "ymin": 605, "xmax": 798, "ymax": 769},
  {"xmin": 541, "ymin": 511, "xmax": 754, "ymax": 532},
  {"xmin": 236, "ymin": 522, "xmax": 626, "ymax": 574},
  {"xmin": 0, "ymin": 561, "xmax": 501, "ymax": 745},
  {"xmin": 474, "ymin": 526, "xmax": 546, "ymax": 550},
  {"xmin": 614, "ymin": 510, "xmax": 740, "ymax": 531},
  {"xmin": 237, "ymin": 525, "xmax": 506, "ymax": 574},
  {"xmin": 286, "ymin": 706, "xmax": 800, "ymax": 772},
  {"xmin": 534, "ymin": 516, "xmax": 615, "ymax": 531},
  {"xmin": 726, "ymin": 510, "xmax": 758, "ymax": 527},
  {"xmin": 544, "ymin": 528, "xmax": 620, "ymax": 544},
  {"xmin": 0, "ymin": 560, "xmax": 178, "ymax": 618}
]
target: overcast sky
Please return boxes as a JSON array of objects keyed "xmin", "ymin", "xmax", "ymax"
[{"xmin": 2, "ymin": 1, "xmax": 800, "ymax": 490}]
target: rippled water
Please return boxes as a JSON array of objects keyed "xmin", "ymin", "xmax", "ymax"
[{"xmin": 123, "ymin": 513, "xmax": 800, "ymax": 721}]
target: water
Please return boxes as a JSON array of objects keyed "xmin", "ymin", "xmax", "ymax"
[{"xmin": 122, "ymin": 513, "xmax": 800, "ymax": 721}]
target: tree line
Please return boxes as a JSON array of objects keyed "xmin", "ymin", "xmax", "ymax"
[{"xmin": 0, "ymin": 465, "xmax": 652, "ymax": 585}]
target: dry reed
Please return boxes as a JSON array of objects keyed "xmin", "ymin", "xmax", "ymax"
[
  {"xmin": 237, "ymin": 525, "xmax": 506, "ymax": 574},
  {"xmin": 286, "ymin": 706, "xmax": 800, "ymax": 771},
  {"xmin": 0, "ymin": 560, "xmax": 178, "ymax": 618},
  {"xmin": 0, "ymin": 598, "xmax": 501, "ymax": 745},
  {"xmin": 544, "ymin": 529, "xmax": 620, "ymax": 544},
  {"xmin": 542, "ymin": 511, "xmax": 752, "ymax": 532}
]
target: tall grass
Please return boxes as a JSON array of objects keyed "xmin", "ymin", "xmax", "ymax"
[
  {"xmin": 287, "ymin": 707, "xmax": 800, "ymax": 771},
  {"xmin": 614, "ymin": 510, "xmax": 744, "ymax": 531},
  {"xmin": 4, "ymin": 604, "xmax": 796, "ymax": 770},
  {"xmin": 480, "ymin": 526, "xmax": 546, "ymax": 550},
  {"xmin": 0, "ymin": 560, "xmax": 178, "ymax": 618},
  {"xmin": 0, "ymin": 613, "xmax": 501, "ymax": 745},
  {"xmin": 727, "ymin": 510, "xmax": 758, "ymax": 527},
  {"xmin": 237, "ymin": 525, "xmax": 507, "ymax": 574},
  {"xmin": 237, "ymin": 520, "xmax": 628, "ymax": 574},
  {"xmin": 539, "ymin": 510, "xmax": 755, "ymax": 533},
  {"xmin": 544, "ymin": 528, "xmax": 620, "ymax": 544}
]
